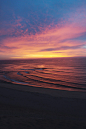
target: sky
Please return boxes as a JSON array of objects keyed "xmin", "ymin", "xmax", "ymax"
[{"xmin": 0, "ymin": 0, "xmax": 86, "ymax": 59}]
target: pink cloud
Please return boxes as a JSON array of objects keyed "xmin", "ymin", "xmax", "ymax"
[{"xmin": 0, "ymin": 10, "xmax": 86, "ymax": 59}]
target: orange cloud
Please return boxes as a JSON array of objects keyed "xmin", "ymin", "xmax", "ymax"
[{"xmin": 0, "ymin": 15, "xmax": 86, "ymax": 59}]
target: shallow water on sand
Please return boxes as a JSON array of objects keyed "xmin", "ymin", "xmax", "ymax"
[{"xmin": 0, "ymin": 57, "xmax": 86, "ymax": 92}]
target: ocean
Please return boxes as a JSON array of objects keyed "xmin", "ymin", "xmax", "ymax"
[{"xmin": 0, "ymin": 57, "xmax": 86, "ymax": 92}]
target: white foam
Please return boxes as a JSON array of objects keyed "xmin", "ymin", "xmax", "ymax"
[{"xmin": 3, "ymin": 75, "xmax": 28, "ymax": 85}]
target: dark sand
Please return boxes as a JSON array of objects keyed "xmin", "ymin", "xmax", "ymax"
[{"xmin": 0, "ymin": 82, "xmax": 86, "ymax": 129}]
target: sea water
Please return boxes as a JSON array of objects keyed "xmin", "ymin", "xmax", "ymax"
[{"xmin": 0, "ymin": 57, "xmax": 86, "ymax": 92}]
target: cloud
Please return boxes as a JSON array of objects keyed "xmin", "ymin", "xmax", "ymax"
[
  {"xmin": 0, "ymin": 0, "xmax": 86, "ymax": 59},
  {"xmin": 40, "ymin": 45, "xmax": 84, "ymax": 52}
]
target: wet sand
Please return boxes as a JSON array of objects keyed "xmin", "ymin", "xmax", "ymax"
[{"xmin": 0, "ymin": 82, "xmax": 86, "ymax": 129}]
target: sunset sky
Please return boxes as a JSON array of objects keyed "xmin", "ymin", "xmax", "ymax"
[{"xmin": 0, "ymin": 0, "xmax": 86, "ymax": 59}]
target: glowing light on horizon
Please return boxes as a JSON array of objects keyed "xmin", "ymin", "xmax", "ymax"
[{"xmin": 0, "ymin": 1, "xmax": 86, "ymax": 59}]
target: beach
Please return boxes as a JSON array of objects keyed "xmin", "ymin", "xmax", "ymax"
[
  {"xmin": 0, "ymin": 82, "xmax": 86, "ymax": 129},
  {"xmin": 0, "ymin": 0, "xmax": 86, "ymax": 127}
]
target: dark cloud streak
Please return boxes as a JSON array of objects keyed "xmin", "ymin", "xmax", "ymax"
[{"xmin": 40, "ymin": 45, "xmax": 84, "ymax": 52}]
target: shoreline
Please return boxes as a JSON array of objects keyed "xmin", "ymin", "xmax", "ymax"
[{"xmin": 0, "ymin": 82, "xmax": 86, "ymax": 99}]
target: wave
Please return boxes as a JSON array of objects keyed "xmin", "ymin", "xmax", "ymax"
[
  {"xmin": 3, "ymin": 72, "xmax": 86, "ymax": 91},
  {"xmin": 3, "ymin": 75, "xmax": 29, "ymax": 85},
  {"xmin": 1, "ymin": 58, "xmax": 86, "ymax": 92}
]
